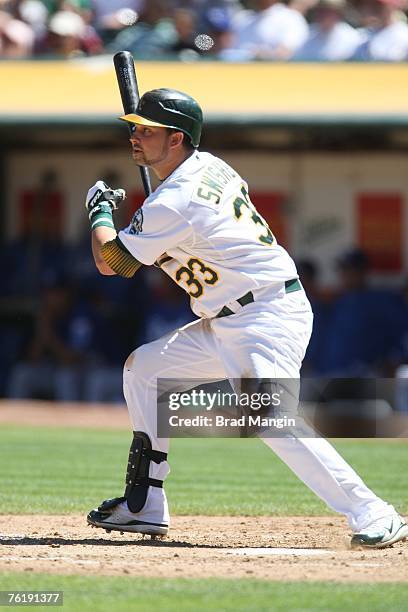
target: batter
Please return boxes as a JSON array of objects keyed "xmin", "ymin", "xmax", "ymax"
[{"xmin": 86, "ymin": 88, "xmax": 408, "ymax": 548}]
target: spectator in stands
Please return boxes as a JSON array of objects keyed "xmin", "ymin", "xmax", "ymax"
[
  {"xmin": 168, "ymin": 7, "xmax": 199, "ymax": 57},
  {"xmin": 91, "ymin": 0, "xmax": 142, "ymax": 45},
  {"xmin": 82, "ymin": 269, "xmax": 191, "ymax": 403},
  {"xmin": 140, "ymin": 268, "xmax": 192, "ymax": 345},
  {"xmin": 320, "ymin": 248, "xmax": 404, "ymax": 376},
  {"xmin": 41, "ymin": 0, "xmax": 92, "ymax": 21},
  {"xmin": 107, "ymin": 0, "xmax": 177, "ymax": 58},
  {"xmin": 18, "ymin": 0, "xmax": 49, "ymax": 44},
  {"xmin": 46, "ymin": 9, "xmax": 86, "ymax": 56},
  {"xmin": 186, "ymin": 0, "xmax": 243, "ymax": 19},
  {"xmin": 0, "ymin": 0, "xmax": 35, "ymax": 56},
  {"xmin": 7, "ymin": 272, "xmax": 106, "ymax": 401},
  {"xmin": 290, "ymin": 0, "xmax": 319, "ymax": 14},
  {"xmin": 65, "ymin": 0, "xmax": 93, "ymax": 21},
  {"xmin": 294, "ymin": 0, "xmax": 363, "ymax": 60},
  {"xmin": 69, "ymin": 192, "xmax": 145, "ymax": 402},
  {"xmin": 202, "ymin": 5, "xmax": 235, "ymax": 57},
  {"xmin": 296, "ymin": 259, "xmax": 334, "ymax": 375},
  {"xmin": 0, "ymin": 168, "xmax": 71, "ymax": 394},
  {"xmin": 0, "ymin": 169, "xmax": 69, "ymax": 299},
  {"xmin": 353, "ymin": 0, "xmax": 408, "ymax": 61},
  {"xmin": 40, "ymin": 8, "xmax": 101, "ymax": 56},
  {"xmin": 386, "ymin": 278, "xmax": 408, "ymax": 369},
  {"xmin": 222, "ymin": 0, "xmax": 309, "ymax": 60},
  {"xmin": 78, "ymin": 271, "xmax": 139, "ymax": 403},
  {"xmin": 174, "ymin": 5, "xmax": 234, "ymax": 58}
]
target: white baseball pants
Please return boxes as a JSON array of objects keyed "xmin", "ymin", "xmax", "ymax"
[{"xmin": 123, "ymin": 283, "xmax": 394, "ymax": 531}]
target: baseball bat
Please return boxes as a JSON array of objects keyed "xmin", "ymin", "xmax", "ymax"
[{"xmin": 113, "ymin": 51, "xmax": 152, "ymax": 197}]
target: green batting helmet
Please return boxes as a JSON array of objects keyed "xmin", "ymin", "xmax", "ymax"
[{"xmin": 120, "ymin": 88, "xmax": 203, "ymax": 148}]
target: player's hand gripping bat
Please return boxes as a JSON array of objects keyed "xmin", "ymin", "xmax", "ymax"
[{"xmin": 113, "ymin": 51, "xmax": 152, "ymax": 197}]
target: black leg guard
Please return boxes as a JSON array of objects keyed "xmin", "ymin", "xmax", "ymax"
[{"xmin": 124, "ymin": 431, "xmax": 167, "ymax": 513}]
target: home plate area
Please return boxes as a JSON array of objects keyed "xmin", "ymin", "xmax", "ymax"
[
  {"xmin": 226, "ymin": 548, "xmax": 331, "ymax": 556},
  {"xmin": 0, "ymin": 515, "xmax": 407, "ymax": 582}
]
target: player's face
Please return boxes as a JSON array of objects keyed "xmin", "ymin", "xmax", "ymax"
[{"xmin": 129, "ymin": 125, "xmax": 174, "ymax": 167}]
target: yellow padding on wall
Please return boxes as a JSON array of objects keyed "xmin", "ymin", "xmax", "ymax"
[{"xmin": 1, "ymin": 62, "xmax": 408, "ymax": 117}]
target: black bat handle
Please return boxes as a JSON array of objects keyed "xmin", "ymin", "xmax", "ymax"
[{"xmin": 113, "ymin": 51, "xmax": 152, "ymax": 196}]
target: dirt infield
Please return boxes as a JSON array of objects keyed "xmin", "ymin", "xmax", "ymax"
[
  {"xmin": 0, "ymin": 400, "xmax": 130, "ymax": 429},
  {"xmin": 0, "ymin": 515, "xmax": 407, "ymax": 582},
  {"xmin": 1, "ymin": 400, "xmax": 407, "ymax": 582}
]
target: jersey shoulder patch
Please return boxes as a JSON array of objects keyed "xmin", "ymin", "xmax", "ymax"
[{"xmin": 129, "ymin": 208, "xmax": 144, "ymax": 235}]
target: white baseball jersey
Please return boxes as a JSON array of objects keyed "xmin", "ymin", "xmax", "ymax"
[
  {"xmin": 118, "ymin": 151, "xmax": 297, "ymax": 318},
  {"xmin": 116, "ymin": 152, "xmax": 393, "ymax": 535}
]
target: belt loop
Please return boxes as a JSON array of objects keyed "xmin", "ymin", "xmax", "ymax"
[
  {"xmin": 215, "ymin": 279, "xmax": 301, "ymax": 319},
  {"xmin": 285, "ymin": 278, "xmax": 302, "ymax": 294},
  {"xmin": 216, "ymin": 291, "xmax": 254, "ymax": 318}
]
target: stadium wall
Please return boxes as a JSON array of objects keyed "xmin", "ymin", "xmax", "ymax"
[{"xmin": 5, "ymin": 149, "xmax": 407, "ymax": 285}]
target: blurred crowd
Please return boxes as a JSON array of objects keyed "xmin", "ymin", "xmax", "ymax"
[
  {"xmin": 2, "ymin": 170, "xmax": 408, "ymax": 404},
  {"xmin": 299, "ymin": 251, "xmax": 408, "ymax": 377},
  {"xmin": 0, "ymin": 170, "xmax": 192, "ymax": 402},
  {"xmin": 1, "ymin": 0, "xmax": 408, "ymax": 62}
]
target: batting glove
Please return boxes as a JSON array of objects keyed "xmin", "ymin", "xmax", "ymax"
[{"xmin": 85, "ymin": 180, "xmax": 126, "ymax": 231}]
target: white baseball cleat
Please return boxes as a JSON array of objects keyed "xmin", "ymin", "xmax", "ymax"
[
  {"xmin": 351, "ymin": 513, "xmax": 408, "ymax": 548},
  {"xmin": 87, "ymin": 487, "xmax": 169, "ymax": 536}
]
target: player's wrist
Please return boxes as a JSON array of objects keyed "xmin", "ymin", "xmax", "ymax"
[
  {"xmin": 91, "ymin": 217, "xmax": 115, "ymax": 231},
  {"xmin": 89, "ymin": 203, "xmax": 115, "ymax": 231}
]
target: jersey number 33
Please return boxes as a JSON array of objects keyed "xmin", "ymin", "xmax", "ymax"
[
  {"xmin": 233, "ymin": 184, "xmax": 276, "ymax": 246},
  {"xmin": 175, "ymin": 185, "xmax": 275, "ymax": 299}
]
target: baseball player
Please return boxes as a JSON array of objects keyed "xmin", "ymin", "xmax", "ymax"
[{"xmin": 86, "ymin": 88, "xmax": 408, "ymax": 548}]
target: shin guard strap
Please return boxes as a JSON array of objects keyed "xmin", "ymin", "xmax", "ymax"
[
  {"xmin": 136, "ymin": 477, "xmax": 163, "ymax": 488},
  {"xmin": 143, "ymin": 448, "xmax": 167, "ymax": 463},
  {"xmin": 124, "ymin": 432, "xmax": 166, "ymax": 513}
]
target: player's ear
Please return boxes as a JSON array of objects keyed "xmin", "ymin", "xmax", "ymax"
[{"xmin": 168, "ymin": 130, "xmax": 184, "ymax": 149}]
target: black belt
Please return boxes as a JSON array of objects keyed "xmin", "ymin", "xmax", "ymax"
[{"xmin": 216, "ymin": 278, "xmax": 302, "ymax": 318}]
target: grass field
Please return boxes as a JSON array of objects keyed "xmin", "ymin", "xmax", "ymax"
[
  {"xmin": 0, "ymin": 425, "xmax": 406, "ymax": 516},
  {"xmin": 0, "ymin": 423, "xmax": 407, "ymax": 611},
  {"xmin": 0, "ymin": 574, "xmax": 406, "ymax": 612}
]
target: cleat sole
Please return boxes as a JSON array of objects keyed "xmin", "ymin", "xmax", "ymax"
[{"xmin": 87, "ymin": 517, "xmax": 168, "ymax": 537}]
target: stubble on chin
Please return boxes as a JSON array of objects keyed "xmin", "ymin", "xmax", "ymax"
[
  {"xmin": 132, "ymin": 139, "xmax": 170, "ymax": 168},
  {"xmin": 132, "ymin": 151, "xmax": 146, "ymax": 163}
]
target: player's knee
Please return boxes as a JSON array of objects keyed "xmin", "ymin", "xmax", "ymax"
[
  {"xmin": 123, "ymin": 343, "xmax": 154, "ymax": 380},
  {"xmin": 124, "ymin": 349, "xmax": 137, "ymax": 373}
]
